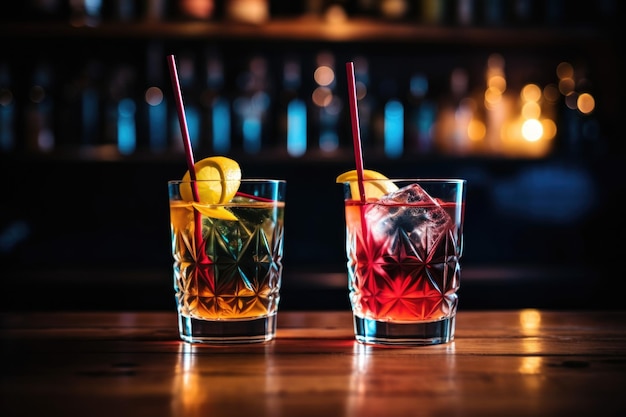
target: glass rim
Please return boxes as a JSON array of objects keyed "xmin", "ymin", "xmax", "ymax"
[
  {"xmin": 340, "ymin": 178, "xmax": 466, "ymax": 184},
  {"xmin": 168, "ymin": 178, "xmax": 286, "ymax": 185}
]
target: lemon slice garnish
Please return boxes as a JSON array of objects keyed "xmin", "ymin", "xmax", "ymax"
[
  {"xmin": 336, "ymin": 169, "xmax": 399, "ymax": 199},
  {"xmin": 181, "ymin": 156, "xmax": 241, "ymax": 203},
  {"xmin": 180, "ymin": 156, "xmax": 242, "ymax": 221}
]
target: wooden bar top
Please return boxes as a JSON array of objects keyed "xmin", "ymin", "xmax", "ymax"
[{"xmin": 2, "ymin": 310, "xmax": 625, "ymax": 417}]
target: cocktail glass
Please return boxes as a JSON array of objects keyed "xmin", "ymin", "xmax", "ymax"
[
  {"xmin": 168, "ymin": 179, "xmax": 286, "ymax": 343},
  {"xmin": 341, "ymin": 178, "xmax": 466, "ymax": 345}
]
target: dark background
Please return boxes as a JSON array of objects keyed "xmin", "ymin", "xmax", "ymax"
[
  {"xmin": 1, "ymin": 0, "xmax": 624, "ymax": 312},
  {"xmin": 2, "ymin": 153, "xmax": 622, "ymax": 312}
]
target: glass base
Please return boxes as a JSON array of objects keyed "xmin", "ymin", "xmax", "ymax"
[
  {"xmin": 178, "ymin": 314, "xmax": 277, "ymax": 344},
  {"xmin": 353, "ymin": 315, "xmax": 455, "ymax": 346}
]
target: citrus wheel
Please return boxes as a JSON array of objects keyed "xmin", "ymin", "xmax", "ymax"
[
  {"xmin": 180, "ymin": 156, "xmax": 242, "ymax": 220},
  {"xmin": 336, "ymin": 169, "xmax": 399, "ymax": 199}
]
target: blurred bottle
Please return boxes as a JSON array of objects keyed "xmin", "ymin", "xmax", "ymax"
[
  {"xmin": 352, "ymin": 56, "xmax": 375, "ymax": 150},
  {"xmin": 512, "ymin": 0, "xmax": 534, "ymax": 26},
  {"xmin": 482, "ymin": 54, "xmax": 508, "ymax": 154},
  {"xmin": 0, "ymin": 64, "xmax": 16, "ymax": 152},
  {"xmin": 379, "ymin": 0, "xmax": 409, "ymax": 21},
  {"xmin": 225, "ymin": 0, "xmax": 269, "ymax": 24},
  {"xmin": 140, "ymin": 42, "xmax": 169, "ymax": 153},
  {"xmin": 78, "ymin": 61, "xmax": 104, "ymax": 148},
  {"xmin": 406, "ymin": 72, "xmax": 437, "ymax": 154},
  {"xmin": 369, "ymin": 69, "xmax": 405, "ymax": 158},
  {"xmin": 311, "ymin": 51, "xmax": 341, "ymax": 154},
  {"xmin": 55, "ymin": 62, "xmax": 99, "ymax": 151},
  {"xmin": 456, "ymin": 0, "xmax": 476, "ymax": 26},
  {"xmin": 557, "ymin": 62, "xmax": 602, "ymax": 155},
  {"xmin": 102, "ymin": 0, "xmax": 138, "ymax": 22},
  {"xmin": 277, "ymin": 56, "xmax": 308, "ymax": 157},
  {"xmin": 435, "ymin": 67, "xmax": 477, "ymax": 155},
  {"xmin": 232, "ymin": 55, "xmax": 273, "ymax": 154},
  {"xmin": 69, "ymin": 0, "xmax": 103, "ymax": 26},
  {"xmin": 142, "ymin": 0, "xmax": 168, "ymax": 21},
  {"xmin": 175, "ymin": 0, "xmax": 215, "ymax": 20},
  {"xmin": 24, "ymin": 62, "xmax": 56, "ymax": 152},
  {"xmin": 302, "ymin": 0, "xmax": 325, "ymax": 16},
  {"xmin": 103, "ymin": 65, "xmax": 138, "ymax": 155},
  {"xmin": 377, "ymin": 77, "xmax": 404, "ymax": 159},
  {"xmin": 200, "ymin": 49, "xmax": 232, "ymax": 155},
  {"xmin": 480, "ymin": 0, "xmax": 508, "ymax": 26},
  {"xmin": 419, "ymin": 0, "xmax": 449, "ymax": 25}
]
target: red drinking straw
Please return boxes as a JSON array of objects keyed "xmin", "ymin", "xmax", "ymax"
[
  {"xmin": 168, "ymin": 54, "xmax": 271, "ymax": 208},
  {"xmin": 345, "ymin": 61, "xmax": 366, "ymax": 204},
  {"xmin": 346, "ymin": 61, "xmax": 369, "ymax": 243},
  {"xmin": 167, "ymin": 55, "xmax": 200, "ymax": 202},
  {"xmin": 167, "ymin": 55, "xmax": 204, "ymax": 253}
]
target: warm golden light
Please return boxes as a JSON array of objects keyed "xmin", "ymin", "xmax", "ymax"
[
  {"xmin": 314, "ymin": 65, "xmax": 335, "ymax": 86},
  {"xmin": 488, "ymin": 75, "xmax": 506, "ymax": 93},
  {"xmin": 484, "ymin": 86, "xmax": 502, "ymax": 109},
  {"xmin": 577, "ymin": 93, "xmax": 595, "ymax": 114},
  {"xmin": 521, "ymin": 83, "xmax": 541, "ymax": 102},
  {"xmin": 180, "ymin": 0, "xmax": 215, "ymax": 19},
  {"xmin": 145, "ymin": 86, "xmax": 164, "ymax": 106},
  {"xmin": 172, "ymin": 344, "xmax": 206, "ymax": 415},
  {"xmin": 543, "ymin": 84, "xmax": 560, "ymax": 103},
  {"xmin": 519, "ymin": 356, "xmax": 543, "ymax": 375},
  {"xmin": 501, "ymin": 119, "xmax": 516, "ymax": 145},
  {"xmin": 468, "ymin": 119, "xmax": 486, "ymax": 142},
  {"xmin": 312, "ymin": 86, "xmax": 332, "ymax": 107},
  {"xmin": 520, "ymin": 309, "xmax": 541, "ymax": 331},
  {"xmin": 324, "ymin": 4, "xmax": 348, "ymax": 23},
  {"xmin": 355, "ymin": 80, "xmax": 367, "ymax": 100},
  {"xmin": 556, "ymin": 61, "xmax": 574, "ymax": 79},
  {"xmin": 518, "ymin": 310, "xmax": 544, "ymax": 373},
  {"xmin": 381, "ymin": 0, "xmax": 409, "ymax": 18},
  {"xmin": 558, "ymin": 77, "xmax": 575, "ymax": 96},
  {"xmin": 541, "ymin": 118, "xmax": 557, "ymax": 140},
  {"xmin": 485, "ymin": 54, "xmax": 506, "ymax": 96},
  {"xmin": 521, "ymin": 119, "xmax": 543, "ymax": 142},
  {"xmin": 522, "ymin": 101, "xmax": 541, "ymax": 119}
]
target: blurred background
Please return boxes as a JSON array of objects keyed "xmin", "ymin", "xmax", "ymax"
[{"xmin": 0, "ymin": 0, "xmax": 623, "ymax": 312}]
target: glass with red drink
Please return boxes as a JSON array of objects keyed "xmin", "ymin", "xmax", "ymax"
[{"xmin": 341, "ymin": 178, "xmax": 466, "ymax": 345}]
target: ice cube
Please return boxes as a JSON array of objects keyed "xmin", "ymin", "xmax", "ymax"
[
  {"xmin": 381, "ymin": 183, "xmax": 438, "ymax": 205},
  {"xmin": 365, "ymin": 184, "xmax": 451, "ymax": 251}
]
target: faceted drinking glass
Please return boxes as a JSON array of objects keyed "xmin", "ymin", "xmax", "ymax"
[
  {"xmin": 168, "ymin": 179, "xmax": 286, "ymax": 343},
  {"xmin": 341, "ymin": 178, "xmax": 466, "ymax": 345}
]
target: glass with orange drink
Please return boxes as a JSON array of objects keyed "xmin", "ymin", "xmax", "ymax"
[{"xmin": 168, "ymin": 156, "xmax": 286, "ymax": 343}]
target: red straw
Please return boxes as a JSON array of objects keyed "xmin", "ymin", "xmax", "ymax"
[
  {"xmin": 167, "ymin": 55, "xmax": 204, "ymax": 257},
  {"xmin": 167, "ymin": 54, "xmax": 201, "ymax": 202},
  {"xmin": 345, "ymin": 62, "xmax": 366, "ymax": 203}
]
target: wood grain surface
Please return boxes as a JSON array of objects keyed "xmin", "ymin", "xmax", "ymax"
[{"xmin": 2, "ymin": 310, "xmax": 625, "ymax": 417}]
